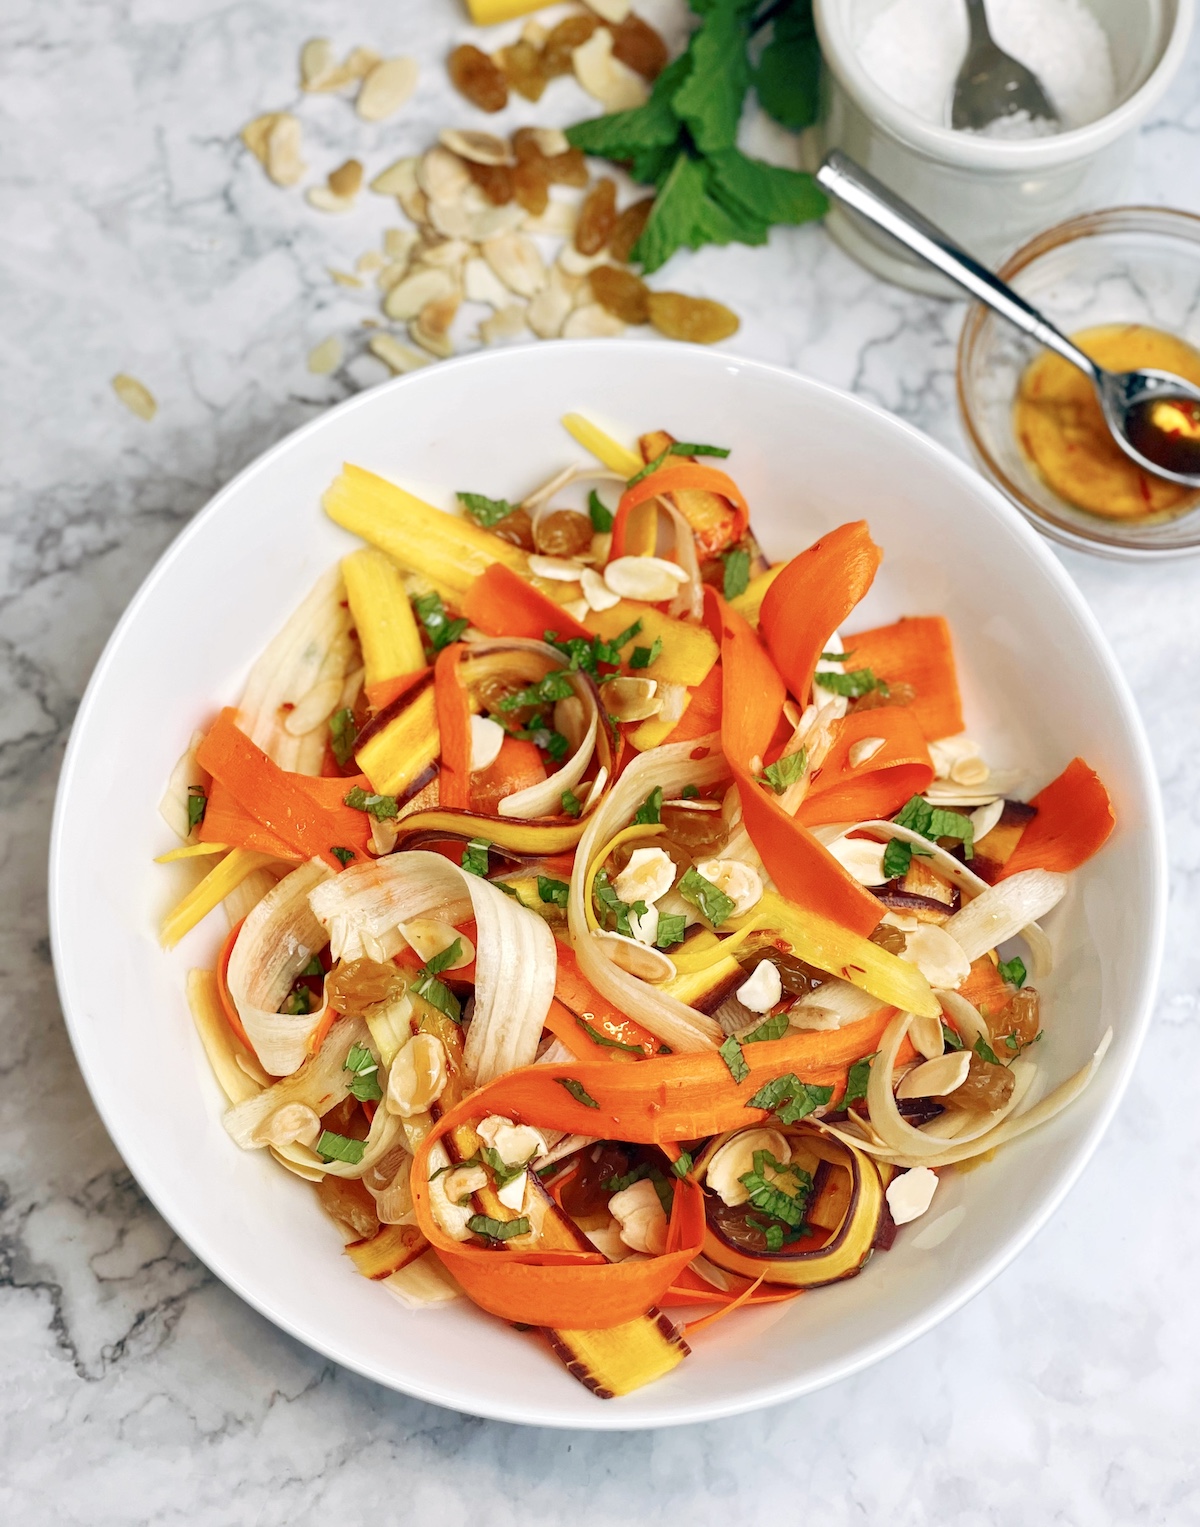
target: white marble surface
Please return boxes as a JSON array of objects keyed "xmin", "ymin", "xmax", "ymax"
[{"xmin": 2, "ymin": 2, "xmax": 1200, "ymax": 1522}]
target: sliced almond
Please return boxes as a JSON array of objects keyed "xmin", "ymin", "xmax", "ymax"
[
  {"xmin": 344, "ymin": 46, "xmax": 382, "ymax": 79},
  {"xmin": 417, "ymin": 145, "xmax": 472, "ymax": 205},
  {"xmin": 306, "ymin": 186, "xmax": 355, "ymax": 213},
  {"xmin": 482, "ymin": 231, "xmax": 546, "ymax": 298},
  {"xmin": 384, "ymin": 227, "xmax": 419, "ymax": 262},
  {"xmin": 464, "ymin": 201, "xmax": 528, "ymax": 242},
  {"xmin": 886, "ymin": 1166, "xmax": 939, "ymax": 1225},
  {"xmin": 479, "ymin": 303, "xmax": 528, "ymax": 345},
  {"xmin": 417, "ymin": 236, "xmax": 471, "ymax": 270},
  {"xmin": 383, "ymin": 266, "xmax": 456, "ymax": 321},
  {"xmin": 848, "ymin": 736, "xmax": 886, "ymax": 768},
  {"xmin": 371, "ymin": 157, "xmax": 420, "ymax": 196},
  {"xmin": 264, "ymin": 113, "xmax": 305, "ymax": 187},
  {"xmin": 377, "ymin": 260, "xmax": 412, "ymax": 293},
  {"xmin": 368, "ymin": 333, "xmax": 434, "ymax": 374},
  {"xmin": 328, "ymin": 158, "xmax": 364, "ymax": 199},
  {"xmin": 694, "ymin": 857, "xmax": 764, "ymax": 918},
  {"xmin": 951, "ymin": 755, "xmax": 991, "ymax": 787},
  {"xmin": 826, "ymin": 835, "xmax": 889, "ymax": 887},
  {"xmin": 299, "ymin": 38, "xmax": 335, "ymax": 90},
  {"xmin": 580, "ymin": 566, "xmax": 622, "ymax": 611},
  {"xmin": 900, "ymin": 924, "xmax": 972, "ymax": 990},
  {"xmin": 530, "ymin": 126, "xmax": 571, "ymax": 157},
  {"xmin": 586, "ymin": 0, "xmax": 634, "ymax": 17},
  {"xmin": 603, "ymin": 554, "xmax": 688, "ymax": 603},
  {"xmin": 704, "ymin": 1128, "xmax": 791, "ymax": 1207},
  {"xmin": 527, "ymin": 265, "xmax": 578, "ymax": 338},
  {"xmin": 464, "ymin": 256, "xmax": 511, "ymax": 308},
  {"xmin": 410, "ymin": 292, "xmax": 460, "ymax": 359},
  {"xmin": 563, "ymin": 302, "xmax": 626, "ymax": 338},
  {"xmin": 439, "ymin": 128, "xmax": 514, "ymax": 166},
  {"xmin": 604, "ymin": 676, "xmax": 661, "ymax": 722},
  {"xmin": 470, "ymin": 715, "xmax": 505, "ymax": 772},
  {"xmin": 356, "ymin": 249, "xmax": 384, "ymax": 272},
  {"xmin": 593, "ymin": 929, "xmax": 675, "ymax": 984},
  {"xmin": 528, "ymin": 554, "xmax": 584, "ymax": 582},
  {"xmin": 357, "ymin": 56, "xmax": 419, "ymax": 121},
  {"xmin": 111, "ymin": 373, "xmax": 157, "ymax": 421},
  {"xmin": 329, "ymin": 268, "xmax": 364, "ymax": 288},
  {"xmin": 736, "ymin": 959, "xmax": 782, "ymax": 1014},
  {"xmin": 386, "ymin": 1033, "xmax": 448, "ymax": 1117},
  {"xmin": 558, "ymin": 243, "xmax": 610, "ymax": 277},
  {"xmin": 572, "ymin": 27, "xmax": 649, "ymax": 111},
  {"xmin": 613, "ymin": 846, "xmax": 676, "ymax": 905},
  {"xmin": 896, "ymin": 1051, "xmax": 971, "ymax": 1100},
  {"xmin": 521, "ymin": 19, "xmax": 549, "ymax": 47},
  {"xmin": 241, "ymin": 112, "xmax": 278, "ymax": 166},
  {"xmin": 307, "ymin": 336, "xmax": 343, "ymax": 374},
  {"xmin": 909, "ymin": 1011, "xmax": 945, "ymax": 1060},
  {"xmin": 522, "ymin": 199, "xmax": 579, "ymax": 239}
]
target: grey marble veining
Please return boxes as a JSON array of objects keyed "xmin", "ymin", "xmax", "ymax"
[{"xmin": 2, "ymin": 2, "xmax": 1199, "ymax": 1523}]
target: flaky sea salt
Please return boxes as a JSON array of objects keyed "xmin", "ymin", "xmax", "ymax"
[{"xmin": 858, "ymin": 0, "xmax": 1117, "ymax": 134}]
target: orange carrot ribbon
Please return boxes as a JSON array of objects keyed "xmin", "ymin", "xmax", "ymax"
[
  {"xmin": 611, "ymin": 463, "xmax": 751, "ymax": 559},
  {"xmin": 842, "ymin": 614, "xmax": 964, "ymax": 742},
  {"xmin": 433, "ymin": 643, "xmax": 472, "ymax": 810},
  {"xmin": 464, "ymin": 563, "xmax": 591, "ymax": 643},
  {"xmin": 663, "ymin": 660, "xmax": 724, "ymax": 744},
  {"xmin": 365, "ymin": 669, "xmax": 428, "ymax": 715},
  {"xmin": 759, "ymin": 521, "xmax": 883, "ymax": 708},
  {"xmin": 469, "ymin": 735, "xmax": 547, "ymax": 814},
  {"xmin": 196, "ymin": 708, "xmax": 372, "ymax": 870},
  {"xmin": 999, "ymin": 757, "xmax": 1115, "ymax": 878},
  {"xmin": 797, "ymin": 708, "xmax": 933, "ymax": 827}
]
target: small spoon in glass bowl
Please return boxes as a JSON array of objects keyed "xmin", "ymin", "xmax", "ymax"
[
  {"xmin": 951, "ymin": 0, "xmax": 1059, "ymax": 134},
  {"xmin": 816, "ymin": 152, "xmax": 1200, "ymax": 488}
]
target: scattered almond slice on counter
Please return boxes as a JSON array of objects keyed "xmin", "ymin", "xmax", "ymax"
[
  {"xmin": 328, "ymin": 268, "xmax": 363, "ymax": 288},
  {"xmin": 307, "ymin": 336, "xmax": 343, "ymax": 374},
  {"xmin": 479, "ymin": 303, "xmax": 528, "ymax": 344},
  {"xmin": 306, "ymin": 186, "xmax": 355, "ymax": 214},
  {"xmin": 264, "ymin": 113, "xmax": 305, "ymax": 186},
  {"xmin": 440, "ymin": 129, "xmax": 514, "ymax": 166},
  {"xmin": 368, "ymin": 333, "xmax": 434, "ymax": 374},
  {"xmin": 357, "ymin": 56, "xmax": 419, "ymax": 120},
  {"xmin": 563, "ymin": 302, "xmax": 626, "ymax": 338},
  {"xmin": 111, "ymin": 373, "xmax": 157, "ymax": 421},
  {"xmin": 572, "ymin": 26, "xmax": 648, "ymax": 111}
]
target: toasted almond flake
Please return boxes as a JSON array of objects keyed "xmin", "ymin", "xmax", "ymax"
[
  {"xmin": 443, "ymin": 1162, "xmax": 488, "ymax": 1203},
  {"xmin": 329, "ymin": 267, "xmax": 364, "ymax": 288},
  {"xmin": 387, "ymin": 1033, "xmax": 447, "ymax": 1117},
  {"xmin": 299, "ymin": 37, "xmax": 335, "ymax": 89},
  {"xmin": 900, "ymin": 924, "xmax": 972, "ymax": 990},
  {"xmin": 384, "ymin": 227, "xmax": 419, "ymax": 262},
  {"xmin": 826, "ymin": 834, "xmax": 890, "ymax": 887},
  {"xmin": 849, "ymin": 736, "xmax": 886, "ymax": 768},
  {"xmin": 368, "ymin": 333, "xmax": 434, "ymax": 374},
  {"xmin": 470, "ymin": 715, "xmax": 506, "ymax": 772},
  {"xmin": 580, "ymin": 566, "xmax": 622, "ymax": 612},
  {"xmin": 344, "ymin": 46, "xmax": 382, "ymax": 79},
  {"xmin": 479, "ymin": 302, "xmax": 528, "ymax": 344},
  {"xmin": 951, "ymin": 755, "xmax": 991, "ymax": 787},
  {"xmin": 328, "ymin": 158, "xmax": 364, "ymax": 199},
  {"xmin": 369, "ymin": 816, "xmax": 398, "ymax": 856},
  {"xmin": 529, "ymin": 126, "xmax": 570, "ymax": 156},
  {"xmin": 527, "ymin": 265, "xmax": 578, "ymax": 338},
  {"xmin": 410, "ymin": 293, "xmax": 460, "ymax": 359},
  {"xmin": 528, "ymin": 554, "xmax": 584, "ymax": 582},
  {"xmin": 306, "ymin": 186, "xmax": 356, "ymax": 214},
  {"xmin": 356, "ymin": 249, "xmax": 385, "ymax": 273},
  {"xmin": 417, "ymin": 145, "xmax": 472, "ymax": 205},
  {"xmin": 609, "ymin": 1177, "xmax": 669, "ymax": 1253},
  {"xmin": 603, "ymin": 554, "xmax": 687, "ymax": 602},
  {"xmin": 265, "ymin": 112, "xmax": 305, "ymax": 187},
  {"xmin": 357, "ymin": 56, "xmax": 419, "ymax": 121},
  {"xmin": 604, "ymin": 676, "xmax": 661, "ymax": 722},
  {"xmin": 482, "ymin": 231, "xmax": 546, "ymax": 298},
  {"xmin": 371, "ymin": 157, "xmax": 420, "ymax": 196},
  {"xmin": 417, "ymin": 237, "xmax": 471, "ymax": 270},
  {"xmin": 464, "ymin": 256, "xmax": 511, "ymax": 308},
  {"xmin": 909, "ymin": 1011, "xmax": 945, "ymax": 1060},
  {"xmin": 558, "ymin": 243, "xmax": 610, "ymax": 277},
  {"xmin": 307, "ymin": 335, "xmax": 343, "ymax": 374},
  {"xmin": 461, "ymin": 201, "xmax": 527, "ymax": 243},
  {"xmin": 613, "ymin": 846, "xmax": 676, "ymax": 906},
  {"xmin": 928, "ymin": 734, "xmax": 982, "ymax": 780},
  {"xmin": 705, "ymin": 1129, "xmax": 792, "ymax": 1207},
  {"xmin": 586, "ymin": 0, "xmax": 634, "ymax": 17},
  {"xmin": 522, "ymin": 199, "xmax": 579, "ymax": 239},
  {"xmin": 377, "ymin": 260, "xmax": 412, "ymax": 292},
  {"xmin": 593, "ymin": 929, "xmax": 675, "ymax": 984},
  {"xmin": 886, "ymin": 1166, "xmax": 939, "ymax": 1225},
  {"xmin": 572, "ymin": 27, "xmax": 649, "ymax": 111},
  {"xmin": 694, "ymin": 857, "xmax": 764, "ymax": 918},
  {"xmin": 240, "ymin": 112, "xmax": 278, "ymax": 165},
  {"xmin": 563, "ymin": 301, "xmax": 626, "ymax": 338},
  {"xmin": 896, "ymin": 1051, "xmax": 971, "ymax": 1100},
  {"xmin": 521, "ymin": 19, "xmax": 549, "ymax": 46},
  {"xmin": 439, "ymin": 128, "xmax": 514, "ymax": 166},
  {"xmin": 111, "ymin": 373, "xmax": 157, "ymax": 421},
  {"xmin": 383, "ymin": 266, "xmax": 456, "ymax": 321}
]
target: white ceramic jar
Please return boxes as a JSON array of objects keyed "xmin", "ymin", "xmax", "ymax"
[{"xmin": 813, "ymin": 0, "xmax": 1195, "ymax": 293}]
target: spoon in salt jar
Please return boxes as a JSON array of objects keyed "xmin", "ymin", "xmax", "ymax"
[
  {"xmin": 950, "ymin": 0, "xmax": 1059, "ymax": 134},
  {"xmin": 816, "ymin": 152, "xmax": 1200, "ymax": 488}
]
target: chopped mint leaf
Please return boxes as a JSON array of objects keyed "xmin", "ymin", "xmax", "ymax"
[
  {"xmin": 678, "ymin": 865, "xmax": 736, "ymax": 927},
  {"xmin": 412, "ymin": 939, "xmax": 464, "ymax": 1023},
  {"xmin": 300, "ymin": 956, "xmax": 324, "ymax": 977},
  {"xmin": 588, "ymin": 490, "xmax": 614, "ymax": 533},
  {"xmin": 655, "ymin": 912, "xmax": 687, "ymax": 949},
  {"xmin": 973, "ymin": 1036, "xmax": 1002, "ymax": 1067},
  {"xmin": 457, "ymin": 491, "xmax": 517, "ymax": 529},
  {"xmin": 681, "ymin": 784, "xmax": 699, "ymax": 799},
  {"xmin": 722, "ymin": 547, "xmax": 750, "ymax": 600},
  {"xmin": 819, "ymin": 650, "xmax": 853, "ymax": 663},
  {"xmin": 413, "ymin": 590, "xmax": 468, "ymax": 652},
  {"xmin": 894, "ymin": 796, "xmax": 975, "ymax": 859},
  {"xmin": 719, "ymin": 1035, "xmax": 749, "ymax": 1083},
  {"xmin": 331, "ymin": 846, "xmax": 355, "ymax": 866},
  {"xmin": 737, "ymin": 1149, "xmax": 812, "ymax": 1228},
  {"xmin": 671, "ymin": 1151, "xmax": 694, "ymax": 1179},
  {"xmin": 317, "ymin": 1130, "xmax": 366, "ymax": 1165},
  {"xmin": 498, "ymin": 671, "xmax": 576, "ymax": 712},
  {"xmin": 882, "ymin": 838, "xmax": 912, "ymax": 880},
  {"xmin": 423, "ymin": 938, "xmax": 463, "ymax": 977},
  {"xmin": 942, "ymin": 1023, "xmax": 964, "ymax": 1052},
  {"xmin": 481, "ymin": 1146, "xmax": 527, "ymax": 1190},
  {"xmin": 754, "ymin": 2, "xmax": 821, "ymax": 132},
  {"xmin": 461, "ymin": 837, "xmax": 490, "ymax": 877},
  {"xmin": 629, "ymin": 636, "xmax": 663, "ymax": 671},
  {"xmin": 576, "ymin": 1016, "xmax": 643, "ymax": 1054},
  {"xmin": 281, "ymin": 988, "xmax": 311, "ymax": 1016},
  {"xmin": 556, "ymin": 1077, "xmax": 600, "ymax": 1109},
  {"xmin": 742, "ymin": 1012, "xmax": 789, "ymax": 1044},
  {"xmin": 816, "ymin": 667, "xmax": 888, "ymax": 699},
  {"xmin": 625, "ymin": 439, "xmax": 731, "ymax": 487},
  {"xmin": 759, "ymin": 748, "xmax": 807, "ymax": 795},
  {"xmin": 344, "ymin": 786, "xmax": 399, "ymax": 819},
  {"xmin": 840, "ymin": 1053, "xmax": 877, "ymax": 1111},
  {"xmin": 344, "ymin": 1042, "xmax": 382, "ymax": 1102},
  {"xmin": 329, "ymin": 708, "xmax": 358, "ymax": 768},
  {"xmin": 561, "ymin": 787, "xmax": 583, "ymax": 818},
  {"xmin": 998, "ymin": 956, "xmax": 1027, "ymax": 988},
  {"xmin": 602, "ymin": 1162, "xmax": 653, "ymax": 1193},
  {"xmin": 538, "ymin": 875, "xmax": 570, "ymax": 909},
  {"xmin": 634, "ymin": 785, "xmax": 663, "ymax": 824},
  {"xmin": 593, "ymin": 869, "xmax": 646, "ymax": 938},
  {"xmin": 468, "ymin": 1214, "xmax": 530, "ymax": 1242},
  {"xmin": 747, "ymin": 1072, "xmax": 834, "ymax": 1124},
  {"xmin": 187, "ymin": 787, "xmax": 207, "ymax": 831}
]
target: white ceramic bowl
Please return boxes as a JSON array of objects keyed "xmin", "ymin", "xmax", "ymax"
[{"xmin": 50, "ymin": 342, "xmax": 1165, "ymax": 1429}]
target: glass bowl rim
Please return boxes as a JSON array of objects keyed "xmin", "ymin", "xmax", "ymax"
[{"xmin": 956, "ymin": 204, "xmax": 1200, "ymax": 561}]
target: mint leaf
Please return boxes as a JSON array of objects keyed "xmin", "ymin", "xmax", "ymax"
[
  {"xmin": 556, "ymin": 1077, "xmax": 600, "ymax": 1109},
  {"xmin": 672, "ymin": 1151, "xmax": 694, "ymax": 1179},
  {"xmin": 738, "ymin": 1149, "xmax": 812, "ymax": 1227},
  {"xmin": 656, "ymin": 912, "xmax": 688, "ymax": 948},
  {"xmin": 344, "ymin": 1042, "xmax": 383, "ymax": 1102},
  {"xmin": 413, "ymin": 939, "xmax": 464, "ymax": 1023},
  {"xmin": 593, "ymin": 869, "xmax": 647, "ymax": 938},
  {"xmin": 942, "ymin": 1023, "xmax": 964, "ymax": 1051},
  {"xmin": 561, "ymin": 787, "xmax": 583, "ymax": 818},
  {"xmin": 759, "ymin": 748, "xmax": 807, "ymax": 795},
  {"xmin": 281, "ymin": 988, "xmax": 311, "ymax": 1016},
  {"xmin": 565, "ymin": 91, "xmax": 682, "ymax": 160},
  {"xmin": 413, "ymin": 590, "xmax": 468, "ymax": 652},
  {"xmin": 998, "ymin": 956, "xmax": 1027, "ymax": 987},
  {"xmin": 723, "ymin": 546, "xmax": 750, "ymax": 599},
  {"xmin": 537, "ymin": 875, "xmax": 570, "ymax": 909},
  {"xmin": 457, "ymin": 491, "xmax": 516, "ymax": 528},
  {"xmin": 839, "ymin": 1053, "xmax": 876, "ymax": 1110},
  {"xmin": 468, "ymin": 1214, "xmax": 530, "ymax": 1241},
  {"xmin": 461, "ymin": 837, "xmax": 490, "ymax": 877},
  {"xmin": 719, "ymin": 1034, "xmax": 749, "ymax": 1082},
  {"xmin": 678, "ymin": 865, "xmax": 736, "ymax": 927},
  {"xmin": 187, "ymin": 787, "xmax": 207, "ymax": 831},
  {"xmin": 672, "ymin": 2, "xmax": 752, "ymax": 153},
  {"xmin": 317, "ymin": 1130, "xmax": 366, "ymax": 1165},
  {"xmin": 681, "ymin": 784, "xmax": 699, "ymax": 798},
  {"xmin": 329, "ymin": 708, "xmax": 358, "ymax": 768},
  {"xmin": 344, "ymin": 786, "xmax": 399, "ymax": 819},
  {"xmin": 973, "ymin": 1036, "xmax": 1002, "ymax": 1067},
  {"xmin": 816, "ymin": 667, "xmax": 887, "ymax": 699},
  {"xmin": 331, "ymin": 846, "xmax": 355, "ymax": 866},
  {"xmin": 755, "ymin": 3, "xmax": 821, "ymax": 131},
  {"xmin": 497, "ymin": 670, "xmax": 576, "ymax": 712},
  {"xmin": 882, "ymin": 838, "xmax": 914, "ymax": 879},
  {"xmin": 576, "ymin": 1016, "xmax": 644, "ymax": 1054},
  {"xmin": 708, "ymin": 148, "xmax": 827, "ymax": 227},
  {"xmin": 629, "ymin": 636, "xmax": 663, "ymax": 671},
  {"xmin": 747, "ymin": 1072, "xmax": 833, "ymax": 1123},
  {"xmin": 634, "ymin": 785, "xmax": 663, "ymax": 824},
  {"xmin": 742, "ymin": 1012, "xmax": 789, "ymax": 1044},
  {"xmin": 424, "ymin": 938, "xmax": 463, "ymax": 977},
  {"xmin": 588, "ymin": 489, "xmax": 614, "ymax": 533}
]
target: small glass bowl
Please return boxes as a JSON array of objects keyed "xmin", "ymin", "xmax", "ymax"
[{"xmin": 957, "ymin": 206, "xmax": 1200, "ymax": 560}]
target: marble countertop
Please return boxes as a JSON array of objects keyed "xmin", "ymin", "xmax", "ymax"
[{"xmin": 3, "ymin": 2, "xmax": 1199, "ymax": 1522}]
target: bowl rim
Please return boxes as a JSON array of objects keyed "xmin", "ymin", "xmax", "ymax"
[
  {"xmin": 957, "ymin": 203, "xmax": 1200, "ymax": 561},
  {"xmin": 813, "ymin": 0, "xmax": 1195, "ymax": 171},
  {"xmin": 48, "ymin": 341, "xmax": 1168, "ymax": 1428}
]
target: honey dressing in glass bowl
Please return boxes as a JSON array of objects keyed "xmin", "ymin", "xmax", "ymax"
[{"xmin": 1015, "ymin": 323, "xmax": 1200, "ymax": 520}]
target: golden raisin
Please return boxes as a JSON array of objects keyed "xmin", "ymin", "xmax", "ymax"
[
  {"xmin": 448, "ymin": 44, "xmax": 508, "ymax": 113},
  {"xmin": 542, "ymin": 14, "xmax": 599, "ymax": 76},
  {"xmin": 559, "ymin": 1144, "xmax": 631, "ymax": 1218},
  {"xmin": 327, "ymin": 957, "xmax": 406, "ymax": 1014},
  {"xmin": 575, "ymin": 178, "xmax": 618, "ymax": 255},
  {"xmin": 589, "ymin": 264, "xmax": 650, "ymax": 324},
  {"xmin": 646, "ymin": 291, "xmax": 740, "ymax": 344},
  {"xmin": 609, "ymin": 197, "xmax": 654, "ymax": 264},
  {"xmin": 496, "ymin": 39, "xmax": 547, "ymax": 101},
  {"xmin": 490, "ymin": 504, "xmax": 535, "ymax": 550},
  {"xmin": 545, "ymin": 145, "xmax": 589, "ymax": 187},
  {"xmin": 466, "ymin": 159, "xmax": 513, "ymax": 206},
  {"xmin": 853, "ymin": 680, "xmax": 917, "ymax": 713},
  {"xmin": 534, "ymin": 507, "xmax": 594, "ymax": 557},
  {"xmin": 608, "ymin": 14, "xmax": 668, "ymax": 79},
  {"xmin": 512, "ymin": 127, "xmax": 545, "ymax": 163},
  {"xmin": 659, "ymin": 803, "xmax": 727, "ymax": 851},
  {"xmin": 473, "ymin": 672, "xmax": 533, "ymax": 720},
  {"xmin": 943, "ymin": 1052, "xmax": 1015, "ymax": 1113},
  {"xmin": 513, "ymin": 155, "xmax": 551, "ymax": 215},
  {"xmin": 869, "ymin": 921, "xmax": 908, "ymax": 956},
  {"xmin": 990, "ymin": 987, "xmax": 1041, "ymax": 1054}
]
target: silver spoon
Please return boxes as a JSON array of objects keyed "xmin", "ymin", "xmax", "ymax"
[
  {"xmin": 816, "ymin": 152, "xmax": 1200, "ymax": 488},
  {"xmin": 951, "ymin": 0, "xmax": 1059, "ymax": 133}
]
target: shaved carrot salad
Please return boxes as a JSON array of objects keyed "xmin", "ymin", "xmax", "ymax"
[{"xmin": 161, "ymin": 418, "xmax": 1115, "ymax": 1398}]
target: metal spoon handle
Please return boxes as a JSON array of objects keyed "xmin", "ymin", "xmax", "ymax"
[
  {"xmin": 816, "ymin": 152, "xmax": 1101, "ymax": 380},
  {"xmin": 963, "ymin": 0, "xmax": 992, "ymax": 50}
]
